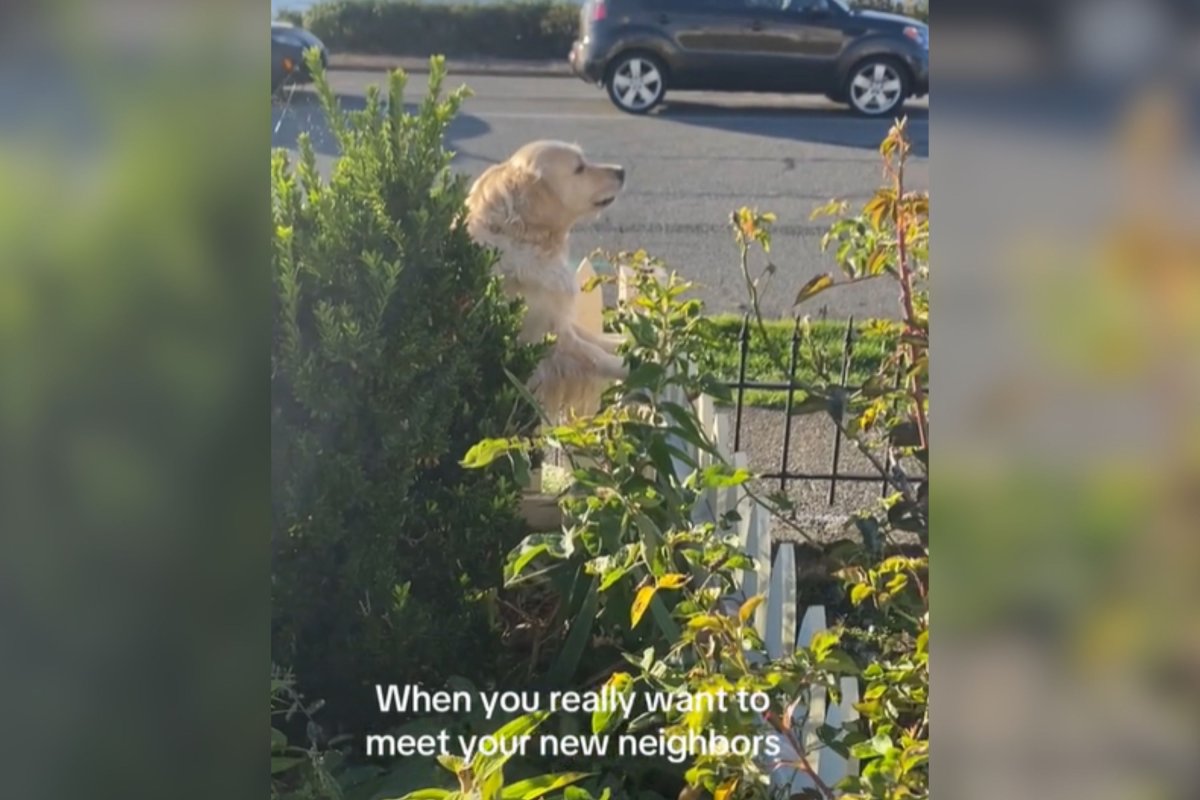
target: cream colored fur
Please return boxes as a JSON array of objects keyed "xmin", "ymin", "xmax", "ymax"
[{"xmin": 465, "ymin": 141, "xmax": 627, "ymax": 417}]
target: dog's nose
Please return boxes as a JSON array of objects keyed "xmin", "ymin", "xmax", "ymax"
[{"xmin": 614, "ymin": 167, "xmax": 626, "ymax": 184}]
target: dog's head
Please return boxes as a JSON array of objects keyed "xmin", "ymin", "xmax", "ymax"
[{"xmin": 466, "ymin": 141, "xmax": 625, "ymax": 241}]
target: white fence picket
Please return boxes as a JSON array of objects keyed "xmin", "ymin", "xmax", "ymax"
[
  {"xmin": 575, "ymin": 257, "xmax": 603, "ymax": 337},
  {"xmin": 797, "ymin": 605, "xmax": 828, "ymax": 653},
  {"xmin": 819, "ymin": 677, "xmax": 861, "ymax": 786},
  {"xmin": 765, "ymin": 543, "xmax": 797, "ymax": 660}
]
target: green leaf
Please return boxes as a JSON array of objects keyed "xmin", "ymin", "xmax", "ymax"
[
  {"xmin": 623, "ymin": 362, "xmax": 666, "ymax": 391},
  {"xmin": 271, "ymin": 756, "xmax": 305, "ymax": 775},
  {"xmin": 500, "ymin": 773, "xmax": 593, "ymax": 800},
  {"xmin": 395, "ymin": 791, "xmax": 454, "ymax": 800},
  {"xmin": 633, "ymin": 513, "xmax": 664, "ymax": 554},
  {"xmin": 793, "ymin": 273, "xmax": 835, "ymax": 306},
  {"xmin": 473, "ymin": 712, "xmax": 550, "ymax": 780},
  {"xmin": 504, "ymin": 534, "xmax": 568, "ymax": 585},
  {"xmin": 809, "ymin": 630, "xmax": 840, "ymax": 663},
  {"xmin": 547, "ymin": 578, "xmax": 600, "ymax": 686},
  {"xmin": 461, "ymin": 438, "xmax": 515, "ymax": 469},
  {"xmin": 437, "ymin": 754, "xmax": 467, "ymax": 774},
  {"xmin": 592, "ymin": 672, "xmax": 634, "ymax": 735},
  {"xmin": 697, "ymin": 464, "xmax": 752, "ymax": 489}
]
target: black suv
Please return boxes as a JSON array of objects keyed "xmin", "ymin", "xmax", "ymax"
[{"xmin": 569, "ymin": 0, "xmax": 929, "ymax": 115}]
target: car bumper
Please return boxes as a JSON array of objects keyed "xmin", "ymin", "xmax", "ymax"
[
  {"xmin": 908, "ymin": 50, "xmax": 929, "ymax": 96},
  {"xmin": 569, "ymin": 39, "xmax": 606, "ymax": 84}
]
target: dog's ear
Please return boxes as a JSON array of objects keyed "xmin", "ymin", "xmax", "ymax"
[{"xmin": 466, "ymin": 160, "xmax": 552, "ymax": 233}]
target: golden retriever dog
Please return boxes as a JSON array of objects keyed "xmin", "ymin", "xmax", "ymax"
[{"xmin": 465, "ymin": 140, "xmax": 627, "ymax": 417}]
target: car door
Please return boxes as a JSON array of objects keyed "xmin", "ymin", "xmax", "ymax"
[
  {"xmin": 736, "ymin": 0, "xmax": 853, "ymax": 91},
  {"xmin": 642, "ymin": 0, "xmax": 768, "ymax": 90}
]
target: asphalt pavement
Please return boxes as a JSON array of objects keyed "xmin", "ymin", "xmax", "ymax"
[{"xmin": 272, "ymin": 70, "xmax": 928, "ymax": 320}]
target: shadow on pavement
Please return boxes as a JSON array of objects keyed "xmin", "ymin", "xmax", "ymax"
[
  {"xmin": 650, "ymin": 99, "xmax": 929, "ymax": 157},
  {"xmin": 271, "ymin": 90, "xmax": 491, "ymax": 156}
]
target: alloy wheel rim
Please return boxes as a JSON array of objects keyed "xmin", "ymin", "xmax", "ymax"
[
  {"xmin": 612, "ymin": 58, "xmax": 662, "ymax": 110},
  {"xmin": 850, "ymin": 63, "xmax": 903, "ymax": 113}
]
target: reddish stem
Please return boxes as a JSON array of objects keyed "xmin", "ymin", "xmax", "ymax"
[{"xmin": 891, "ymin": 145, "xmax": 929, "ymax": 453}]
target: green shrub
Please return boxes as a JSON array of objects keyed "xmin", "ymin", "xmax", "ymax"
[
  {"xmin": 271, "ymin": 56, "xmax": 541, "ymax": 737},
  {"xmin": 305, "ymin": 1, "xmax": 579, "ymax": 60}
]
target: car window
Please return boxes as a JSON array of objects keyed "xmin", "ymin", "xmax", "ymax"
[{"xmin": 744, "ymin": 0, "xmax": 831, "ymax": 12}]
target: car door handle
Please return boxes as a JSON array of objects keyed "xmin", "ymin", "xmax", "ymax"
[{"xmin": 749, "ymin": 20, "xmax": 764, "ymax": 31}]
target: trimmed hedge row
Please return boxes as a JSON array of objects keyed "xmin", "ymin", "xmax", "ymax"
[
  {"xmin": 303, "ymin": 1, "xmax": 579, "ymax": 60},
  {"xmin": 290, "ymin": 1, "xmax": 927, "ymax": 60}
]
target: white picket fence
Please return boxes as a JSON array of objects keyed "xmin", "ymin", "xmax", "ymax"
[{"xmin": 575, "ymin": 261, "xmax": 861, "ymax": 793}]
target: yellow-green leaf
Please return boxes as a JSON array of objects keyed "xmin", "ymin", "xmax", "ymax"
[
  {"xmin": 631, "ymin": 585, "xmax": 657, "ymax": 628},
  {"xmin": 850, "ymin": 583, "xmax": 874, "ymax": 606},
  {"xmin": 500, "ymin": 772, "xmax": 593, "ymax": 800},
  {"xmin": 656, "ymin": 573, "xmax": 689, "ymax": 590},
  {"xmin": 592, "ymin": 674, "xmax": 634, "ymax": 735},
  {"xmin": 738, "ymin": 595, "xmax": 765, "ymax": 624},
  {"xmin": 793, "ymin": 273, "xmax": 835, "ymax": 306},
  {"xmin": 809, "ymin": 630, "xmax": 840, "ymax": 663},
  {"xmin": 687, "ymin": 614, "xmax": 723, "ymax": 631},
  {"xmin": 714, "ymin": 777, "xmax": 739, "ymax": 800},
  {"xmin": 437, "ymin": 754, "xmax": 467, "ymax": 774}
]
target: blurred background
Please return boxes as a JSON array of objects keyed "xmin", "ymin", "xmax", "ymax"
[
  {"xmin": 2, "ymin": 0, "xmax": 1198, "ymax": 798},
  {"xmin": 933, "ymin": 1, "xmax": 1200, "ymax": 797},
  {"xmin": 0, "ymin": 2, "xmax": 266, "ymax": 799}
]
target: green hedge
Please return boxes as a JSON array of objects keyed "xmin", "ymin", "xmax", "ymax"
[
  {"xmin": 271, "ymin": 61, "xmax": 541, "ymax": 736},
  {"xmin": 293, "ymin": 1, "xmax": 926, "ymax": 61},
  {"xmin": 304, "ymin": 1, "xmax": 579, "ymax": 60}
]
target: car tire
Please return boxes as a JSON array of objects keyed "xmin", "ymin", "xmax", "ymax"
[
  {"xmin": 605, "ymin": 52, "xmax": 667, "ymax": 114},
  {"xmin": 844, "ymin": 57, "xmax": 909, "ymax": 117}
]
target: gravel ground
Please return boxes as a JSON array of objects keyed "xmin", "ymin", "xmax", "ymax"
[
  {"xmin": 736, "ymin": 406, "xmax": 890, "ymax": 545},
  {"xmin": 541, "ymin": 405, "xmax": 920, "ymax": 547}
]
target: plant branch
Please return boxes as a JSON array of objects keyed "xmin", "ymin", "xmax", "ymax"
[{"xmin": 765, "ymin": 711, "xmax": 838, "ymax": 800}]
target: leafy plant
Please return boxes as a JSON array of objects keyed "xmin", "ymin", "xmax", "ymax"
[
  {"xmin": 271, "ymin": 55, "xmax": 541, "ymax": 737},
  {"xmin": 462, "ymin": 121, "xmax": 929, "ymax": 800},
  {"xmin": 396, "ymin": 712, "xmax": 592, "ymax": 800},
  {"xmin": 272, "ymin": 668, "xmax": 347, "ymax": 800}
]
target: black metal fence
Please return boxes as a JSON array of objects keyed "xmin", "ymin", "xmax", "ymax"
[{"xmin": 723, "ymin": 314, "xmax": 926, "ymax": 508}]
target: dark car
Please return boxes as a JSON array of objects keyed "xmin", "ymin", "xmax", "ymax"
[
  {"xmin": 569, "ymin": 0, "xmax": 928, "ymax": 115},
  {"xmin": 271, "ymin": 22, "xmax": 329, "ymax": 93}
]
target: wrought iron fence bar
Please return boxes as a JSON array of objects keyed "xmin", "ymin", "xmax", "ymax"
[
  {"xmin": 828, "ymin": 317, "xmax": 854, "ymax": 505},
  {"xmin": 733, "ymin": 314, "xmax": 750, "ymax": 453},
  {"xmin": 762, "ymin": 471, "xmax": 929, "ymax": 484},
  {"xmin": 778, "ymin": 316, "xmax": 804, "ymax": 495},
  {"xmin": 882, "ymin": 366, "xmax": 903, "ymax": 498}
]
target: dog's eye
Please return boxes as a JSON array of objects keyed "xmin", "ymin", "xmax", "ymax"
[{"xmin": 574, "ymin": 163, "xmax": 585, "ymax": 174}]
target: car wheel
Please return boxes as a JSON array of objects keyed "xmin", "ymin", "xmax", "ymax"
[
  {"xmin": 845, "ymin": 58, "xmax": 909, "ymax": 117},
  {"xmin": 606, "ymin": 53, "xmax": 667, "ymax": 114}
]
